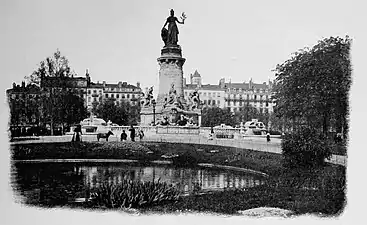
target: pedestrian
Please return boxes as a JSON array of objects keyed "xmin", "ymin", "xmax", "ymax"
[
  {"xmin": 209, "ymin": 126, "xmax": 214, "ymax": 140},
  {"xmin": 120, "ymin": 130, "xmax": 127, "ymax": 142},
  {"xmin": 129, "ymin": 125, "xmax": 136, "ymax": 142},
  {"xmin": 266, "ymin": 132, "xmax": 271, "ymax": 142},
  {"xmin": 72, "ymin": 125, "xmax": 82, "ymax": 142},
  {"xmin": 139, "ymin": 129, "xmax": 144, "ymax": 141}
]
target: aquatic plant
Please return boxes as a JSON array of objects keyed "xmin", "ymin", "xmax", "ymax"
[{"xmin": 88, "ymin": 179, "xmax": 180, "ymax": 209}]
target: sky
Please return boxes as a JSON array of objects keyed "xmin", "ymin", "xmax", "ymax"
[{"xmin": 1, "ymin": 0, "xmax": 355, "ymax": 93}]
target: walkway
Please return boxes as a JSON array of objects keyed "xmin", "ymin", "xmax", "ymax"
[{"xmin": 10, "ymin": 134, "xmax": 347, "ymax": 166}]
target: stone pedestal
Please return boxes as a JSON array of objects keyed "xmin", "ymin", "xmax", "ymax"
[
  {"xmin": 157, "ymin": 45, "xmax": 186, "ymax": 105},
  {"xmin": 140, "ymin": 44, "xmax": 202, "ymax": 126}
]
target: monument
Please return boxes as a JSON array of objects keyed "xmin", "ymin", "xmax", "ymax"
[{"xmin": 140, "ymin": 9, "xmax": 201, "ymax": 126}]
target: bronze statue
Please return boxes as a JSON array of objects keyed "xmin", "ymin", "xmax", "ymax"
[{"xmin": 162, "ymin": 9, "xmax": 186, "ymax": 46}]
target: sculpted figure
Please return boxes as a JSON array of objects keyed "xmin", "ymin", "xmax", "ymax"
[
  {"xmin": 189, "ymin": 89, "xmax": 200, "ymax": 110},
  {"xmin": 162, "ymin": 9, "xmax": 186, "ymax": 46},
  {"xmin": 141, "ymin": 86, "xmax": 154, "ymax": 107}
]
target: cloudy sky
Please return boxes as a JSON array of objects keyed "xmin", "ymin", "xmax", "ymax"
[{"xmin": 1, "ymin": 0, "xmax": 356, "ymax": 92}]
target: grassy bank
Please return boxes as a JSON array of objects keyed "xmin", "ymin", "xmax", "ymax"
[{"xmin": 11, "ymin": 141, "xmax": 346, "ymax": 216}]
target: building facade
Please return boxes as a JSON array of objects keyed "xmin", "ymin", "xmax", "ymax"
[
  {"xmin": 40, "ymin": 69, "xmax": 143, "ymax": 110},
  {"xmin": 7, "ymin": 70, "xmax": 143, "ymax": 133},
  {"xmin": 183, "ymin": 70, "xmax": 275, "ymax": 113}
]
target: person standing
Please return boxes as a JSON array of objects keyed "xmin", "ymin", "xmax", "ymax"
[
  {"xmin": 120, "ymin": 130, "xmax": 127, "ymax": 142},
  {"xmin": 266, "ymin": 132, "xmax": 271, "ymax": 142},
  {"xmin": 139, "ymin": 129, "xmax": 144, "ymax": 141},
  {"xmin": 129, "ymin": 125, "xmax": 136, "ymax": 142},
  {"xmin": 72, "ymin": 125, "xmax": 82, "ymax": 142}
]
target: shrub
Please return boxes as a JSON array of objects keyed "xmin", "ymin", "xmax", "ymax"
[
  {"xmin": 88, "ymin": 179, "xmax": 180, "ymax": 209},
  {"xmin": 281, "ymin": 127, "xmax": 332, "ymax": 168}
]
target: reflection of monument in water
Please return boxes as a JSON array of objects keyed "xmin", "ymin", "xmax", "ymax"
[{"xmin": 140, "ymin": 9, "xmax": 202, "ymax": 126}]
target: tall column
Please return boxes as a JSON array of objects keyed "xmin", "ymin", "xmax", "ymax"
[{"xmin": 157, "ymin": 46, "xmax": 186, "ymax": 105}]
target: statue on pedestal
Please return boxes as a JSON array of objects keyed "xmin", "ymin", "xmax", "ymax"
[{"xmin": 161, "ymin": 9, "xmax": 187, "ymax": 46}]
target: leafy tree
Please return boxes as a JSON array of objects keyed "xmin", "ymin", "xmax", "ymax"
[
  {"xmin": 282, "ymin": 126, "xmax": 332, "ymax": 168},
  {"xmin": 25, "ymin": 49, "xmax": 75, "ymax": 86},
  {"xmin": 201, "ymin": 107, "xmax": 235, "ymax": 127},
  {"xmin": 40, "ymin": 89, "xmax": 88, "ymax": 134},
  {"xmin": 24, "ymin": 50, "xmax": 87, "ymax": 135},
  {"xmin": 93, "ymin": 99, "xmax": 141, "ymax": 126},
  {"xmin": 273, "ymin": 36, "xmax": 351, "ymax": 137}
]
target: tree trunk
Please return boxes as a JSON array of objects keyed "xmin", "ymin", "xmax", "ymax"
[{"xmin": 50, "ymin": 119, "xmax": 54, "ymax": 136}]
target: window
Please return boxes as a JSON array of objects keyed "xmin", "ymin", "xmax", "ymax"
[
  {"xmin": 93, "ymin": 90, "xmax": 97, "ymax": 93},
  {"xmin": 111, "ymin": 94, "xmax": 114, "ymax": 98},
  {"xmin": 217, "ymin": 100, "xmax": 220, "ymax": 105},
  {"xmin": 208, "ymin": 100, "xmax": 211, "ymax": 105},
  {"xmin": 93, "ymin": 97, "xmax": 97, "ymax": 102},
  {"xmin": 212, "ymin": 92, "xmax": 216, "ymax": 97},
  {"xmin": 105, "ymin": 94, "xmax": 108, "ymax": 98},
  {"xmin": 239, "ymin": 101, "xmax": 242, "ymax": 106},
  {"xmin": 204, "ymin": 100, "xmax": 207, "ymax": 104},
  {"xmin": 203, "ymin": 92, "xmax": 207, "ymax": 96},
  {"xmin": 111, "ymin": 88, "xmax": 114, "ymax": 91},
  {"xmin": 116, "ymin": 94, "xmax": 119, "ymax": 98},
  {"xmin": 212, "ymin": 101, "xmax": 215, "ymax": 105},
  {"xmin": 127, "ymin": 94, "xmax": 130, "ymax": 98},
  {"xmin": 88, "ymin": 90, "xmax": 91, "ymax": 94},
  {"xmin": 217, "ymin": 92, "xmax": 220, "ymax": 97},
  {"xmin": 99, "ymin": 90, "xmax": 102, "ymax": 93},
  {"xmin": 254, "ymin": 95, "xmax": 257, "ymax": 100},
  {"xmin": 132, "ymin": 94, "xmax": 135, "ymax": 99},
  {"xmin": 208, "ymin": 93, "xmax": 211, "ymax": 97},
  {"xmin": 88, "ymin": 97, "xmax": 91, "ymax": 102},
  {"xmin": 266, "ymin": 102, "xmax": 269, "ymax": 107}
]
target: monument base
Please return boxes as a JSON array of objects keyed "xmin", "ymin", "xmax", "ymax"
[{"xmin": 140, "ymin": 104, "xmax": 201, "ymax": 127}]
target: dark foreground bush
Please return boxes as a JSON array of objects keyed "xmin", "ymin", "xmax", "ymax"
[
  {"xmin": 282, "ymin": 127, "xmax": 332, "ymax": 168},
  {"xmin": 88, "ymin": 179, "xmax": 180, "ymax": 209}
]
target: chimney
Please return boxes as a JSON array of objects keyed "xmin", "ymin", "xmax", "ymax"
[
  {"xmin": 103, "ymin": 81, "xmax": 106, "ymax": 87},
  {"xmin": 190, "ymin": 73, "xmax": 193, "ymax": 84},
  {"xmin": 118, "ymin": 81, "xmax": 122, "ymax": 88},
  {"xmin": 13, "ymin": 82, "xmax": 16, "ymax": 89},
  {"xmin": 21, "ymin": 81, "xmax": 25, "ymax": 88},
  {"xmin": 136, "ymin": 82, "xmax": 140, "ymax": 88},
  {"xmin": 123, "ymin": 82, "xmax": 127, "ymax": 86}
]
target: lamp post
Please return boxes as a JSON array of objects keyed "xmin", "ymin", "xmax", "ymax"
[{"xmin": 152, "ymin": 99, "xmax": 156, "ymax": 126}]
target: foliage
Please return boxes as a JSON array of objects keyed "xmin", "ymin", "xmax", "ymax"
[
  {"xmin": 92, "ymin": 98, "xmax": 140, "ymax": 125},
  {"xmin": 273, "ymin": 36, "xmax": 352, "ymax": 136},
  {"xmin": 88, "ymin": 180, "xmax": 180, "ymax": 209},
  {"xmin": 201, "ymin": 107, "xmax": 235, "ymax": 127},
  {"xmin": 41, "ymin": 89, "xmax": 88, "ymax": 128},
  {"xmin": 8, "ymin": 94, "xmax": 42, "ymax": 126},
  {"xmin": 281, "ymin": 127, "xmax": 333, "ymax": 168},
  {"xmin": 20, "ymin": 50, "xmax": 88, "ymax": 134},
  {"xmin": 25, "ymin": 49, "xmax": 75, "ymax": 85}
]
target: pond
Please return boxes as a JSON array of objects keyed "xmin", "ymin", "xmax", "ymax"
[{"xmin": 11, "ymin": 162, "xmax": 267, "ymax": 206}]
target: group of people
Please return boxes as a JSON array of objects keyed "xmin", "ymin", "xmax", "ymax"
[{"xmin": 120, "ymin": 125, "xmax": 144, "ymax": 142}]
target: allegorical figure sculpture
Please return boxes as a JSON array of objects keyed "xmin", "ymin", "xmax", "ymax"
[
  {"xmin": 142, "ymin": 86, "xmax": 154, "ymax": 107},
  {"xmin": 162, "ymin": 9, "xmax": 186, "ymax": 46},
  {"xmin": 188, "ymin": 89, "xmax": 201, "ymax": 110}
]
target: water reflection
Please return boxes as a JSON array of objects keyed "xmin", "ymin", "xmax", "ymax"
[{"xmin": 11, "ymin": 162, "xmax": 266, "ymax": 206}]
